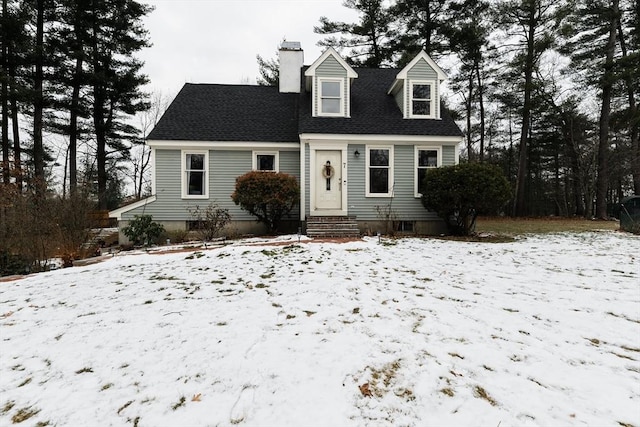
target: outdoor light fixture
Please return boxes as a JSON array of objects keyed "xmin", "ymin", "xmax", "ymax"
[{"xmin": 354, "ymin": 150, "xmax": 360, "ymax": 158}]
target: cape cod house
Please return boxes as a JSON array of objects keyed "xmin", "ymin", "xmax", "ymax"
[{"xmin": 110, "ymin": 42, "xmax": 463, "ymax": 239}]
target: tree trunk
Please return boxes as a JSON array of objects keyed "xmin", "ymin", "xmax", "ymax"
[
  {"xmin": 33, "ymin": 0, "xmax": 45, "ymax": 190},
  {"xmin": 513, "ymin": 1, "xmax": 537, "ymax": 217},
  {"xmin": 69, "ymin": 53, "xmax": 82, "ymax": 197},
  {"xmin": 564, "ymin": 115, "xmax": 585, "ymax": 216},
  {"xmin": 595, "ymin": 0, "xmax": 618, "ymax": 219},
  {"xmin": 466, "ymin": 72, "xmax": 473, "ymax": 161},
  {"xmin": 2, "ymin": 0, "xmax": 10, "ymax": 185},
  {"xmin": 476, "ymin": 63, "xmax": 485, "ymax": 162},
  {"xmin": 91, "ymin": 1, "xmax": 108, "ymax": 210},
  {"xmin": 10, "ymin": 67, "xmax": 21, "ymax": 191},
  {"xmin": 617, "ymin": 14, "xmax": 639, "ymax": 195}
]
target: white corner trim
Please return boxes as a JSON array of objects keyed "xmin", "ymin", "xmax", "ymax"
[
  {"xmin": 300, "ymin": 142, "xmax": 306, "ymax": 221},
  {"xmin": 109, "ymin": 196, "xmax": 157, "ymax": 220}
]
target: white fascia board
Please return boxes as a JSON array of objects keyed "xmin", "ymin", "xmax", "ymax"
[
  {"xmin": 299, "ymin": 133, "xmax": 463, "ymax": 144},
  {"xmin": 109, "ymin": 196, "xmax": 157, "ymax": 220},
  {"xmin": 146, "ymin": 140, "xmax": 300, "ymax": 150},
  {"xmin": 304, "ymin": 46, "xmax": 358, "ymax": 78}
]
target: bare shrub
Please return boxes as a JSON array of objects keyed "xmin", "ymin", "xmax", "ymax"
[{"xmin": 187, "ymin": 202, "xmax": 231, "ymax": 242}]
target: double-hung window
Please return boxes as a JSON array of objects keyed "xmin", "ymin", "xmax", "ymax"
[
  {"xmin": 410, "ymin": 81, "xmax": 435, "ymax": 118},
  {"xmin": 415, "ymin": 147, "xmax": 440, "ymax": 197},
  {"xmin": 253, "ymin": 151, "xmax": 279, "ymax": 172},
  {"xmin": 319, "ymin": 79, "xmax": 343, "ymax": 116},
  {"xmin": 182, "ymin": 150, "xmax": 208, "ymax": 198},
  {"xmin": 366, "ymin": 146, "xmax": 394, "ymax": 197}
]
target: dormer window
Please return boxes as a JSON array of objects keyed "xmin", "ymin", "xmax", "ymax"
[
  {"xmin": 387, "ymin": 51, "xmax": 446, "ymax": 119},
  {"xmin": 304, "ymin": 47, "xmax": 358, "ymax": 118},
  {"xmin": 410, "ymin": 81, "xmax": 435, "ymax": 118},
  {"xmin": 319, "ymin": 78, "xmax": 343, "ymax": 116}
]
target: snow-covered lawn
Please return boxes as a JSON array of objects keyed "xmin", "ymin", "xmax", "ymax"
[{"xmin": 1, "ymin": 231, "xmax": 639, "ymax": 427}]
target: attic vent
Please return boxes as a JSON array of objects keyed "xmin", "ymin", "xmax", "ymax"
[{"xmin": 281, "ymin": 41, "xmax": 301, "ymax": 50}]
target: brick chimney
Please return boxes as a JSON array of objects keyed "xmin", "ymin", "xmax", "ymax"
[{"xmin": 279, "ymin": 41, "xmax": 304, "ymax": 93}]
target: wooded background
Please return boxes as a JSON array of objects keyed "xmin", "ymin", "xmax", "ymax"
[{"xmin": 2, "ymin": 0, "xmax": 640, "ymax": 219}]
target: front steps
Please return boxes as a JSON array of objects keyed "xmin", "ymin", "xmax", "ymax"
[{"xmin": 305, "ymin": 216, "xmax": 360, "ymax": 238}]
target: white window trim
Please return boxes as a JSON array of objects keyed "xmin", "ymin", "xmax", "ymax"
[
  {"xmin": 409, "ymin": 80, "xmax": 436, "ymax": 119},
  {"xmin": 181, "ymin": 149, "xmax": 209, "ymax": 199},
  {"xmin": 365, "ymin": 145, "xmax": 394, "ymax": 198},
  {"xmin": 318, "ymin": 77, "xmax": 344, "ymax": 117},
  {"xmin": 415, "ymin": 146, "xmax": 442, "ymax": 198},
  {"xmin": 252, "ymin": 151, "xmax": 279, "ymax": 172}
]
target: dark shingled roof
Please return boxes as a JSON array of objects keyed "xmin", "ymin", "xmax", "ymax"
[
  {"xmin": 148, "ymin": 84, "xmax": 300, "ymax": 142},
  {"xmin": 299, "ymin": 67, "xmax": 462, "ymax": 136},
  {"xmin": 148, "ymin": 69, "xmax": 462, "ymax": 141}
]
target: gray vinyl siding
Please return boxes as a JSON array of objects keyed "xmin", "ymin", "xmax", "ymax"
[
  {"xmin": 122, "ymin": 148, "xmax": 300, "ymax": 222},
  {"xmin": 442, "ymin": 145, "xmax": 456, "ymax": 166},
  {"xmin": 394, "ymin": 87, "xmax": 404, "ymax": 112},
  {"xmin": 346, "ymin": 144, "xmax": 440, "ymax": 221},
  {"xmin": 405, "ymin": 58, "xmax": 440, "ymax": 118},
  {"xmin": 314, "ymin": 55, "xmax": 348, "ymax": 117}
]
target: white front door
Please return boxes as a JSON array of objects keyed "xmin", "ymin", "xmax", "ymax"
[{"xmin": 315, "ymin": 150, "xmax": 342, "ymax": 210}]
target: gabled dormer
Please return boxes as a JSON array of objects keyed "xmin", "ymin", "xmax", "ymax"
[
  {"xmin": 387, "ymin": 51, "xmax": 447, "ymax": 120},
  {"xmin": 305, "ymin": 47, "xmax": 358, "ymax": 118}
]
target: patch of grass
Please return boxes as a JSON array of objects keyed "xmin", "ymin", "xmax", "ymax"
[
  {"xmin": 75, "ymin": 367, "xmax": 93, "ymax": 374},
  {"xmin": 440, "ymin": 388, "xmax": 455, "ymax": 397},
  {"xmin": 2, "ymin": 401, "xmax": 15, "ymax": 414},
  {"xmin": 367, "ymin": 360, "xmax": 402, "ymax": 398},
  {"xmin": 476, "ymin": 216, "xmax": 618, "ymax": 235},
  {"xmin": 101, "ymin": 383, "xmax": 114, "ymax": 391},
  {"xmin": 473, "ymin": 385, "xmax": 498, "ymax": 406},
  {"xmin": 117, "ymin": 400, "xmax": 133, "ymax": 415},
  {"xmin": 11, "ymin": 406, "xmax": 40, "ymax": 423},
  {"xmin": 143, "ymin": 300, "xmax": 153, "ymax": 304},
  {"xmin": 150, "ymin": 274, "xmax": 178, "ymax": 281},
  {"xmin": 17, "ymin": 377, "xmax": 32, "ymax": 387},
  {"xmin": 260, "ymin": 249, "xmax": 278, "ymax": 257},
  {"xmin": 171, "ymin": 396, "xmax": 186, "ymax": 411},
  {"xmin": 185, "ymin": 251, "xmax": 205, "ymax": 260}
]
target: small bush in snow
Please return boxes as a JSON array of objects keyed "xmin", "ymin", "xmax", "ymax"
[{"xmin": 231, "ymin": 171, "xmax": 299, "ymax": 233}]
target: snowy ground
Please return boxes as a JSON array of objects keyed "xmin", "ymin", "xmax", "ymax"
[{"xmin": 1, "ymin": 231, "xmax": 639, "ymax": 427}]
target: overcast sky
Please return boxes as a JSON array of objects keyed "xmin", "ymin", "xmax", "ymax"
[{"xmin": 138, "ymin": 0, "xmax": 358, "ymax": 97}]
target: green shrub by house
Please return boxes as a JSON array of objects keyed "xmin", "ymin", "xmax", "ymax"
[
  {"xmin": 231, "ymin": 171, "xmax": 299, "ymax": 233},
  {"xmin": 421, "ymin": 163, "xmax": 511, "ymax": 235},
  {"xmin": 122, "ymin": 214, "xmax": 165, "ymax": 246}
]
